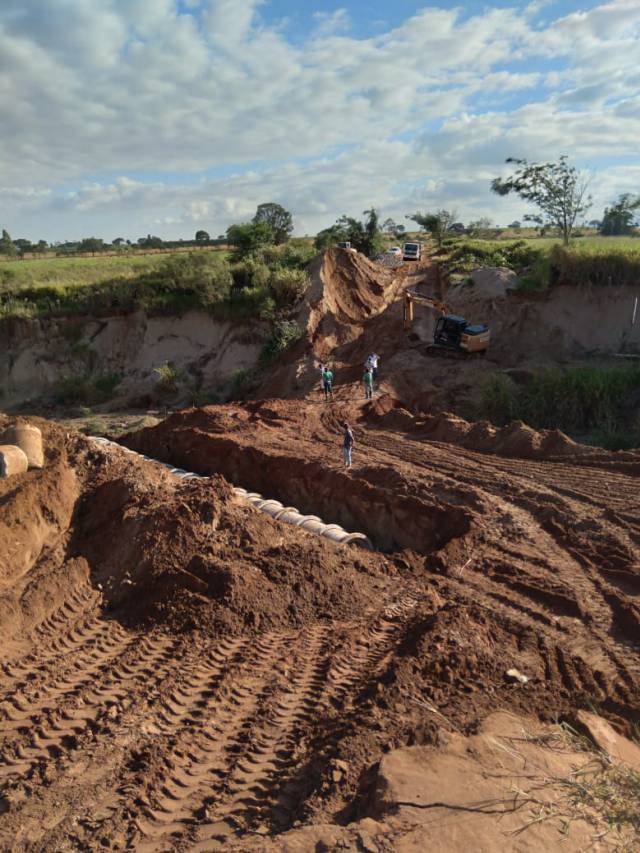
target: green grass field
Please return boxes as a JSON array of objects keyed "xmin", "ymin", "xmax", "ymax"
[
  {"xmin": 0, "ymin": 250, "xmax": 230, "ymax": 292},
  {"xmin": 447, "ymin": 235, "xmax": 640, "ymax": 254}
]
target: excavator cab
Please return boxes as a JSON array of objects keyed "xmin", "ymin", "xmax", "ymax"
[{"xmin": 433, "ymin": 315, "xmax": 490, "ymax": 355}]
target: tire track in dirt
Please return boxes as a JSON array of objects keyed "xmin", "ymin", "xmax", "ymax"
[
  {"xmin": 132, "ymin": 631, "xmax": 290, "ymax": 851},
  {"xmin": 191, "ymin": 596, "xmax": 418, "ymax": 850},
  {"xmin": 0, "ymin": 634, "xmax": 177, "ymax": 781},
  {"xmin": 0, "ymin": 585, "xmax": 102, "ymax": 688}
]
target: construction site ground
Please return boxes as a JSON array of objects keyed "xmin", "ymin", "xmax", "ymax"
[{"xmin": 1, "ymin": 250, "xmax": 639, "ymax": 851}]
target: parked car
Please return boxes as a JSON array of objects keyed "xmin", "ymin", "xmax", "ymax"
[
  {"xmin": 402, "ymin": 241, "xmax": 422, "ymax": 261},
  {"xmin": 386, "ymin": 246, "xmax": 402, "ymax": 256},
  {"xmin": 336, "ymin": 241, "xmax": 357, "ymax": 251}
]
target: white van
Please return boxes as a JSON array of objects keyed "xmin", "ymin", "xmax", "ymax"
[{"xmin": 403, "ymin": 241, "xmax": 421, "ymax": 261}]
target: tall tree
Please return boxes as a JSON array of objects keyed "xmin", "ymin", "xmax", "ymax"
[
  {"xmin": 600, "ymin": 194, "xmax": 640, "ymax": 236},
  {"xmin": 226, "ymin": 221, "xmax": 275, "ymax": 257},
  {"xmin": 406, "ymin": 209, "xmax": 456, "ymax": 248},
  {"xmin": 491, "ymin": 156, "xmax": 591, "ymax": 246},
  {"xmin": 0, "ymin": 229, "xmax": 17, "ymax": 257},
  {"xmin": 362, "ymin": 207, "xmax": 383, "ymax": 255},
  {"xmin": 195, "ymin": 229, "xmax": 210, "ymax": 242},
  {"xmin": 253, "ymin": 203, "xmax": 293, "ymax": 244}
]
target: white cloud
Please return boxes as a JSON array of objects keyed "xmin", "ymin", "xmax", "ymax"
[{"xmin": 0, "ymin": 1, "xmax": 638, "ymax": 240}]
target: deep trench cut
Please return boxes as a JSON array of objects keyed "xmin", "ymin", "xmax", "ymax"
[{"xmin": 120, "ymin": 428, "xmax": 474, "ymax": 554}]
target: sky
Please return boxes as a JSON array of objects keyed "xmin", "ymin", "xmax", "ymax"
[{"xmin": 1, "ymin": 0, "xmax": 639, "ymax": 242}]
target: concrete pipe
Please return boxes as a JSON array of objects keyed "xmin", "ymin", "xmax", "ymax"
[
  {"xmin": 295, "ymin": 514, "xmax": 321, "ymax": 527},
  {"xmin": 322, "ymin": 524, "xmax": 346, "ymax": 535},
  {"xmin": 258, "ymin": 499, "xmax": 283, "ymax": 511},
  {"xmin": 273, "ymin": 506, "xmax": 300, "ymax": 520},
  {"xmin": 233, "ymin": 487, "xmax": 249, "ymax": 497},
  {"xmin": 245, "ymin": 492, "xmax": 264, "ymax": 501},
  {"xmin": 276, "ymin": 511, "xmax": 305, "ymax": 525},
  {"xmin": 340, "ymin": 532, "xmax": 374, "ymax": 550},
  {"xmin": 0, "ymin": 425, "xmax": 44, "ymax": 470},
  {"xmin": 300, "ymin": 519, "xmax": 328, "ymax": 535},
  {"xmin": 0, "ymin": 445, "xmax": 29, "ymax": 478},
  {"xmin": 322, "ymin": 528, "xmax": 350, "ymax": 544},
  {"xmin": 89, "ymin": 436, "xmax": 110, "ymax": 445}
]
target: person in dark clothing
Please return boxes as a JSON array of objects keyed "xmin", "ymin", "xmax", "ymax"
[{"xmin": 343, "ymin": 422, "xmax": 354, "ymax": 468}]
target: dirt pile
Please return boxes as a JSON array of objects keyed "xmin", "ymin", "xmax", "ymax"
[
  {"xmin": 0, "ymin": 416, "xmax": 393, "ymax": 644},
  {"xmin": 300, "ymin": 248, "xmax": 405, "ymax": 358},
  {"xmin": 366, "ymin": 399, "xmax": 640, "ymax": 470},
  {"xmin": 72, "ymin": 449, "xmax": 390, "ymax": 634}
]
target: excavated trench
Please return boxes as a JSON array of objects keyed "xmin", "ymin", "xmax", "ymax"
[{"xmin": 122, "ymin": 430, "xmax": 474, "ymax": 554}]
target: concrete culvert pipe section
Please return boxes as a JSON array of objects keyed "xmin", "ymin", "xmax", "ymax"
[
  {"xmin": 89, "ymin": 438, "xmax": 373, "ymax": 551},
  {"xmin": 0, "ymin": 424, "xmax": 44, "ymax": 469}
]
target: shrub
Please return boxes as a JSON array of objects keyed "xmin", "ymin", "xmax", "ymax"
[
  {"xmin": 53, "ymin": 372, "xmax": 122, "ymax": 405},
  {"xmin": 160, "ymin": 252, "xmax": 232, "ymax": 305},
  {"xmin": 478, "ymin": 365, "xmax": 640, "ymax": 449},
  {"xmin": 448, "ymin": 240, "xmax": 544, "ymax": 275},
  {"xmin": 269, "ymin": 267, "xmax": 309, "ymax": 306},
  {"xmin": 153, "ymin": 361, "xmax": 179, "ymax": 392},
  {"xmin": 259, "ymin": 319, "xmax": 302, "ymax": 366}
]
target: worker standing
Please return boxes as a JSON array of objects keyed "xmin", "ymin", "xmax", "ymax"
[
  {"xmin": 318, "ymin": 362, "xmax": 326, "ymax": 390},
  {"xmin": 343, "ymin": 422, "xmax": 354, "ymax": 469},
  {"xmin": 323, "ymin": 365, "xmax": 334, "ymax": 401},
  {"xmin": 363, "ymin": 367, "xmax": 374, "ymax": 400},
  {"xmin": 366, "ymin": 353, "xmax": 380, "ymax": 383}
]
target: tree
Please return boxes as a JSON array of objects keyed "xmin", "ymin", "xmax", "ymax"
[
  {"xmin": 0, "ymin": 229, "xmax": 17, "ymax": 257},
  {"xmin": 600, "ymin": 194, "xmax": 640, "ymax": 236},
  {"xmin": 195, "ymin": 229, "xmax": 210, "ymax": 242},
  {"xmin": 466, "ymin": 217, "xmax": 494, "ymax": 237},
  {"xmin": 314, "ymin": 224, "xmax": 346, "ymax": 251},
  {"xmin": 314, "ymin": 209, "xmax": 382, "ymax": 255},
  {"xmin": 382, "ymin": 217, "xmax": 397, "ymax": 234},
  {"xmin": 491, "ymin": 156, "xmax": 591, "ymax": 246},
  {"xmin": 112, "ymin": 237, "xmax": 125, "ymax": 246},
  {"xmin": 226, "ymin": 221, "xmax": 275, "ymax": 257},
  {"xmin": 508, "ymin": 220, "xmax": 521, "ymax": 230},
  {"xmin": 406, "ymin": 209, "xmax": 456, "ymax": 248},
  {"xmin": 253, "ymin": 203, "xmax": 293, "ymax": 245},
  {"xmin": 362, "ymin": 207, "xmax": 383, "ymax": 255},
  {"xmin": 137, "ymin": 234, "xmax": 163, "ymax": 248},
  {"xmin": 79, "ymin": 237, "xmax": 105, "ymax": 254}
]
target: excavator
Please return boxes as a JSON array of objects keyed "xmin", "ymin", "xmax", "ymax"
[{"xmin": 403, "ymin": 288, "xmax": 490, "ymax": 358}]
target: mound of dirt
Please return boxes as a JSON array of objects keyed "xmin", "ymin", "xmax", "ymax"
[
  {"xmin": 301, "ymin": 248, "xmax": 404, "ymax": 358},
  {"xmin": 367, "ymin": 408, "xmax": 640, "ymax": 469},
  {"xmin": 72, "ymin": 453, "xmax": 390, "ymax": 634},
  {"xmin": 0, "ymin": 415, "xmax": 394, "ymax": 644}
]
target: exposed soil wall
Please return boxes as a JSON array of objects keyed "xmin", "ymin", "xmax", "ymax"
[{"xmin": 0, "ymin": 311, "xmax": 264, "ymax": 406}]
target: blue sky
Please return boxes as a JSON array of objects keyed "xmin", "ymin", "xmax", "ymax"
[{"xmin": 1, "ymin": 0, "xmax": 638, "ymax": 241}]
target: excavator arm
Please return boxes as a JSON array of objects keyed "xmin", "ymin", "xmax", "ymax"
[{"xmin": 403, "ymin": 288, "xmax": 449, "ymax": 330}]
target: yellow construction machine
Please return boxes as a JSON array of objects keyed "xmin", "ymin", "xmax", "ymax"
[{"xmin": 403, "ymin": 288, "xmax": 490, "ymax": 358}]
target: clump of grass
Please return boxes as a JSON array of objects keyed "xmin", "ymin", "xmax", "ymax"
[
  {"xmin": 153, "ymin": 362, "xmax": 180, "ymax": 393},
  {"xmin": 479, "ymin": 365, "xmax": 640, "ymax": 449}
]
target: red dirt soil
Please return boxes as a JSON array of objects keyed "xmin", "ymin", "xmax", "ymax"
[{"xmin": 1, "ymin": 250, "xmax": 639, "ymax": 850}]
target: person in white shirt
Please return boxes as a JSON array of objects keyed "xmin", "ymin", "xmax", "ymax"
[{"xmin": 366, "ymin": 353, "xmax": 379, "ymax": 382}]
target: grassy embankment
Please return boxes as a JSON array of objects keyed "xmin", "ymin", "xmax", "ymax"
[
  {"xmin": 438, "ymin": 235, "xmax": 640, "ymax": 450},
  {"xmin": 0, "ymin": 244, "xmax": 313, "ymax": 408}
]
